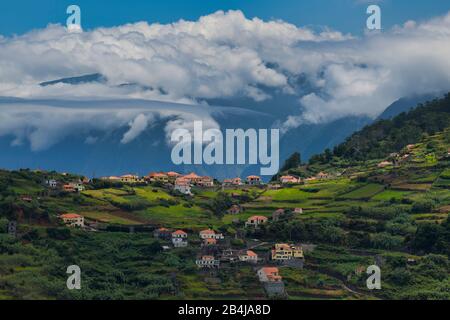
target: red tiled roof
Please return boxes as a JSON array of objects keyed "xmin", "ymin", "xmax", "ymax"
[
  {"xmin": 261, "ymin": 267, "xmax": 279, "ymax": 275},
  {"xmin": 184, "ymin": 172, "xmax": 201, "ymax": 179},
  {"xmin": 172, "ymin": 230, "xmax": 187, "ymax": 235},
  {"xmin": 247, "ymin": 250, "xmax": 257, "ymax": 257},
  {"xmin": 60, "ymin": 213, "xmax": 82, "ymax": 219},
  {"xmin": 248, "ymin": 215, "xmax": 268, "ymax": 221},
  {"xmin": 200, "ymin": 229, "xmax": 216, "ymax": 235},
  {"xmin": 149, "ymin": 172, "xmax": 167, "ymax": 177},
  {"xmin": 275, "ymin": 243, "xmax": 291, "ymax": 250}
]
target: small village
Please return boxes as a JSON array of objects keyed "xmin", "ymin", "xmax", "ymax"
[
  {"xmin": 19, "ymin": 140, "xmax": 445, "ymax": 298},
  {"xmin": 3, "ymin": 131, "xmax": 450, "ymax": 299},
  {"xmin": 53, "ymin": 170, "xmax": 324, "ymax": 298}
]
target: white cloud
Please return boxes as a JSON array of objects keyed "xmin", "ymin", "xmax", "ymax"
[
  {"xmin": 0, "ymin": 10, "xmax": 349, "ymax": 103},
  {"xmin": 121, "ymin": 113, "xmax": 150, "ymax": 144},
  {"xmin": 0, "ymin": 100, "xmax": 220, "ymax": 151},
  {"xmin": 0, "ymin": 9, "xmax": 449, "ymax": 141}
]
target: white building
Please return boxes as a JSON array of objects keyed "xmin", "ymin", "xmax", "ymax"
[
  {"xmin": 172, "ymin": 230, "xmax": 188, "ymax": 247},
  {"xmin": 245, "ymin": 215, "xmax": 268, "ymax": 228},
  {"xmin": 196, "ymin": 256, "xmax": 220, "ymax": 268},
  {"xmin": 257, "ymin": 267, "xmax": 282, "ymax": 283},
  {"xmin": 67, "ymin": 182, "xmax": 85, "ymax": 192},
  {"xmin": 60, "ymin": 213, "xmax": 84, "ymax": 227},
  {"xmin": 238, "ymin": 250, "xmax": 258, "ymax": 264},
  {"xmin": 174, "ymin": 180, "xmax": 192, "ymax": 195},
  {"xmin": 45, "ymin": 179, "xmax": 58, "ymax": 188},
  {"xmin": 199, "ymin": 229, "xmax": 224, "ymax": 240}
]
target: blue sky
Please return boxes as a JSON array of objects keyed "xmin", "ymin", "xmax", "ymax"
[{"xmin": 0, "ymin": 0, "xmax": 449, "ymax": 36}]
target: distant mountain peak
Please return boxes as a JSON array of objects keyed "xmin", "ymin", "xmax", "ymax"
[
  {"xmin": 39, "ymin": 73, "xmax": 107, "ymax": 87},
  {"xmin": 376, "ymin": 93, "xmax": 442, "ymax": 120}
]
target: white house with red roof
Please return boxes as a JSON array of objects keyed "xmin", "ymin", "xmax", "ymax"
[
  {"xmin": 198, "ymin": 176, "xmax": 214, "ymax": 187},
  {"xmin": 280, "ymin": 175, "xmax": 300, "ymax": 184},
  {"xmin": 245, "ymin": 215, "xmax": 268, "ymax": 228},
  {"xmin": 166, "ymin": 171, "xmax": 181, "ymax": 182},
  {"xmin": 60, "ymin": 213, "xmax": 84, "ymax": 227},
  {"xmin": 246, "ymin": 175, "xmax": 262, "ymax": 185},
  {"xmin": 199, "ymin": 229, "xmax": 224, "ymax": 240},
  {"xmin": 196, "ymin": 255, "xmax": 220, "ymax": 268},
  {"xmin": 174, "ymin": 178, "xmax": 192, "ymax": 195},
  {"xmin": 172, "ymin": 230, "xmax": 188, "ymax": 247},
  {"xmin": 223, "ymin": 177, "xmax": 242, "ymax": 186},
  {"xmin": 238, "ymin": 250, "xmax": 258, "ymax": 264},
  {"xmin": 147, "ymin": 172, "xmax": 169, "ymax": 183},
  {"xmin": 257, "ymin": 267, "xmax": 282, "ymax": 282}
]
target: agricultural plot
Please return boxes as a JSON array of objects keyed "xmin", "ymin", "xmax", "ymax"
[
  {"xmin": 391, "ymin": 183, "xmax": 432, "ymax": 191},
  {"xmin": 300, "ymin": 179, "xmax": 356, "ymax": 199},
  {"xmin": 137, "ymin": 204, "xmax": 220, "ymax": 229},
  {"xmin": 134, "ymin": 187, "xmax": 174, "ymax": 201},
  {"xmin": 80, "ymin": 211, "xmax": 144, "ymax": 225},
  {"xmin": 338, "ymin": 184, "xmax": 385, "ymax": 200},
  {"xmin": 371, "ymin": 190, "xmax": 412, "ymax": 201},
  {"xmin": 262, "ymin": 188, "xmax": 311, "ymax": 203},
  {"xmin": 434, "ymin": 178, "xmax": 450, "ymax": 188}
]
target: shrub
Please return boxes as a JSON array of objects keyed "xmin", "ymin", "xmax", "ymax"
[
  {"xmin": 46, "ymin": 227, "xmax": 71, "ymax": 240},
  {"xmin": 411, "ymin": 200, "xmax": 435, "ymax": 213}
]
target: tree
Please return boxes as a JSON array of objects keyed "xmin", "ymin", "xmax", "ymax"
[
  {"xmin": 280, "ymin": 152, "xmax": 301, "ymax": 172},
  {"xmin": 412, "ymin": 223, "xmax": 443, "ymax": 253},
  {"xmin": 207, "ymin": 192, "xmax": 233, "ymax": 217}
]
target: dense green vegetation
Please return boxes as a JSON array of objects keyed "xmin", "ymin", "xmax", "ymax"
[{"xmin": 310, "ymin": 93, "xmax": 450, "ymax": 164}]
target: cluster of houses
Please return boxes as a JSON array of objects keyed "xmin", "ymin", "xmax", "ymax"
[
  {"xmin": 100, "ymin": 171, "xmax": 265, "ymax": 195},
  {"xmin": 195, "ymin": 249, "xmax": 259, "ymax": 269},
  {"xmin": 377, "ymin": 144, "xmax": 418, "ymax": 168},
  {"xmin": 153, "ymin": 225, "xmax": 304, "ymax": 273},
  {"xmin": 45, "ymin": 179, "xmax": 88, "ymax": 193},
  {"xmin": 382, "ymin": 144, "xmax": 423, "ymax": 168},
  {"xmin": 100, "ymin": 174, "xmax": 145, "ymax": 184},
  {"xmin": 278, "ymin": 171, "xmax": 331, "ymax": 185},
  {"xmin": 257, "ymin": 267, "xmax": 282, "ymax": 283},
  {"xmin": 199, "ymin": 229, "xmax": 224, "ymax": 247},
  {"xmin": 57, "ymin": 210, "xmax": 302, "ymax": 297}
]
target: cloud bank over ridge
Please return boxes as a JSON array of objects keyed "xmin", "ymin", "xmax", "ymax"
[{"xmin": 0, "ymin": 10, "xmax": 450, "ymax": 148}]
